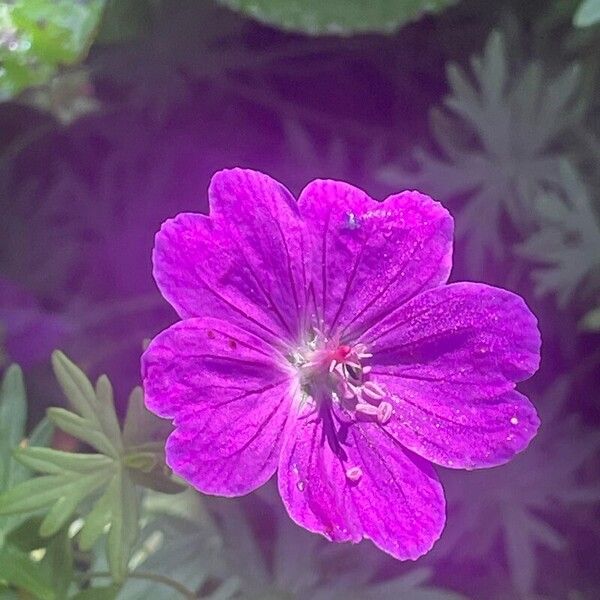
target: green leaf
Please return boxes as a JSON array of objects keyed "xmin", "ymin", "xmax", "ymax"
[
  {"xmin": 0, "ymin": 358, "xmax": 164, "ymax": 584},
  {"xmin": 51, "ymin": 351, "xmax": 106, "ymax": 431},
  {"xmin": 106, "ymin": 470, "xmax": 139, "ymax": 583},
  {"xmin": 0, "ymin": 365, "xmax": 27, "ymax": 540},
  {"xmin": 51, "ymin": 352, "xmax": 122, "ymax": 456},
  {"xmin": 123, "ymin": 388, "xmax": 184, "ymax": 495},
  {"xmin": 0, "ymin": 544, "xmax": 55, "ymax": 600},
  {"xmin": 71, "ymin": 584, "xmax": 121, "ymax": 600},
  {"xmin": 41, "ymin": 528, "xmax": 74, "ymax": 599},
  {"xmin": 47, "ymin": 408, "xmax": 117, "ymax": 458},
  {"xmin": 94, "ymin": 376, "xmax": 124, "ymax": 453},
  {"xmin": 0, "ymin": 0, "xmax": 107, "ymax": 101},
  {"xmin": 0, "ymin": 469, "xmax": 111, "ymax": 518},
  {"xmin": 14, "ymin": 447, "xmax": 113, "ymax": 475},
  {"xmin": 0, "ymin": 365, "xmax": 26, "ymax": 492},
  {"xmin": 574, "ymin": 0, "xmax": 600, "ymax": 26},
  {"xmin": 5, "ymin": 517, "xmax": 45, "ymax": 552},
  {"xmin": 216, "ymin": 0, "xmax": 457, "ymax": 35},
  {"xmin": 96, "ymin": 0, "xmax": 154, "ymax": 43}
]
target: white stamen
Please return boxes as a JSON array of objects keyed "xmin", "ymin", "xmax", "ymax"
[
  {"xmin": 346, "ymin": 466, "xmax": 363, "ymax": 481},
  {"xmin": 340, "ymin": 380, "xmax": 357, "ymax": 400},
  {"xmin": 377, "ymin": 401, "xmax": 393, "ymax": 425},
  {"xmin": 362, "ymin": 381, "xmax": 386, "ymax": 401},
  {"xmin": 355, "ymin": 403, "xmax": 379, "ymax": 416},
  {"xmin": 329, "ymin": 359, "xmax": 337, "ymax": 373}
]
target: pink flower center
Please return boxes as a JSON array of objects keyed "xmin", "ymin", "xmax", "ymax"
[{"xmin": 292, "ymin": 336, "xmax": 392, "ymax": 427}]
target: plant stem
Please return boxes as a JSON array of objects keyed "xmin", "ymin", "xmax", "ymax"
[{"xmin": 85, "ymin": 571, "xmax": 197, "ymax": 599}]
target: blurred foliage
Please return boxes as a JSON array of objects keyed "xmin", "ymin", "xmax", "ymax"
[
  {"xmin": 0, "ymin": 0, "xmax": 599, "ymax": 599},
  {"xmin": 0, "ymin": 0, "xmax": 106, "ymax": 101},
  {"xmin": 574, "ymin": 0, "xmax": 600, "ymax": 26},
  {"xmin": 435, "ymin": 377, "xmax": 600, "ymax": 596},
  {"xmin": 216, "ymin": 0, "xmax": 458, "ymax": 35},
  {"xmin": 517, "ymin": 161, "xmax": 600, "ymax": 308},
  {"xmin": 379, "ymin": 29, "xmax": 585, "ymax": 275}
]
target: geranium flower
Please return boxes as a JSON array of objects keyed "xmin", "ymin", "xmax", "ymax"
[{"xmin": 142, "ymin": 168, "xmax": 541, "ymax": 560}]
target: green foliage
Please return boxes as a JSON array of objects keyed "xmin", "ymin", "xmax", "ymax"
[
  {"xmin": 208, "ymin": 490, "xmax": 467, "ymax": 600},
  {"xmin": 0, "ymin": 365, "xmax": 53, "ymax": 542},
  {"xmin": 439, "ymin": 378, "xmax": 600, "ymax": 595},
  {"xmin": 0, "ymin": 544, "xmax": 56, "ymax": 600},
  {"xmin": 517, "ymin": 162, "xmax": 600, "ymax": 307},
  {"xmin": 574, "ymin": 0, "xmax": 600, "ymax": 26},
  {"xmin": 0, "ymin": 366, "xmax": 64, "ymax": 599},
  {"xmin": 0, "ymin": 0, "xmax": 106, "ymax": 101},
  {"xmin": 0, "ymin": 352, "xmax": 184, "ymax": 588},
  {"xmin": 216, "ymin": 0, "xmax": 457, "ymax": 35},
  {"xmin": 378, "ymin": 30, "xmax": 584, "ymax": 275}
]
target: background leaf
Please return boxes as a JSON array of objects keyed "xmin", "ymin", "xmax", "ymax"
[
  {"xmin": 0, "ymin": 0, "xmax": 107, "ymax": 101},
  {"xmin": 216, "ymin": 0, "xmax": 458, "ymax": 35},
  {"xmin": 574, "ymin": 0, "xmax": 600, "ymax": 26}
]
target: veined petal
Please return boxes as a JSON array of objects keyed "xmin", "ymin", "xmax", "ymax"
[
  {"xmin": 362, "ymin": 282, "xmax": 541, "ymax": 469},
  {"xmin": 142, "ymin": 317, "xmax": 295, "ymax": 496},
  {"xmin": 153, "ymin": 168, "xmax": 307, "ymax": 347},
  {"xmin": 278, "ymin": 407, "xmax": 445, "ymax": 560},
  {"xmin": 298, "ymin": 180, "xmax": 453, "ymax": 340}
]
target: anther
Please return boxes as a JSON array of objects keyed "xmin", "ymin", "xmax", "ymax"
[
  {"xmin": 346, "ymin": 466, "xmax": 363, "ymax": 481},
  {"xmin": 377, "ymin": 401, "xmax": 393, "ymax": 425},
  {"xmin": 355, "ymin": 403, "xmax": 379, "ymax": 417},
  {"xmin": 362, "ymin": 381, "xmax": 386, "ymax": 401}
]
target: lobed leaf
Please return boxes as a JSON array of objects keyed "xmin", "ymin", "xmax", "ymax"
[{"xmin": 47, "ymin": 407, "xmax": 118, "ymax": 458}]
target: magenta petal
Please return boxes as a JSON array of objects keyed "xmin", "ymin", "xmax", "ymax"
[
  {"xmin": 297, "ymin": 180, "xmax": 453, "ymax": 339},
  {"xmin": 153, "ymin": 168, "xmax": 307, "ymax": 346},
  {"xmin": 142, "ymin": 317, "xmax": 294, "ymax": 496},
  {"xmin": 362, "ymin": 282, "xmax": 541, "ymax": 469},
  {"xmin": 278, "ymin": 409, "xmax": 445, "ymax": 560}
]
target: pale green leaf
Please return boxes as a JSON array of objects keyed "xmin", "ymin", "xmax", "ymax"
[
  {"xmin": 51, "ymin": 351, "xmax": 102, "ymax": 426},
  {"xmin": 39, "ymin": 470, "xmax": 109, "ymax": 537},
  {"xmin": 78, "ymin": 481, "xmax": 118, "ymax": 551},
  {"xmin": 0, "ymin": 468, "xmax": 111, "ymax": 517},
  {"xmin": 0, "ymin": 365, "xmax": 26, "ymax": 492},
  {"xmin": 107, "ymin": 470, "xmax": 139, "ymax": 582},
  {"xmin": 122, "ymin": 388, "xmax": 183, "ymax": 494},
  {"xmin": 47, "ymin": 408, "xmax": 117, "ymax": 458},
  {"xmin": 94, "ymin": 376, "xmax": 124, "ymax": 452},
  {"xmin": 216, "ymin": 0, "xmax": 457, "ymax": 35},
  {"xmin": 14, "ymin": 447, "xmax": 113, "ymax": 475},
  {"xmin": 574, "ymin": 0, "xmax": 600, "ymax": 26}
]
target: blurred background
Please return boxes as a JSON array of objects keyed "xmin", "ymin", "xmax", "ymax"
[{"xmin": 0, "ymin": 1, "xmax": 599, "ymax": 598}]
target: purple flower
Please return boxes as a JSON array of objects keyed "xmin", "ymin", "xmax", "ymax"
[{"xmin": 142, "ymin": 168, "xmax": 541, "ymax": 560}]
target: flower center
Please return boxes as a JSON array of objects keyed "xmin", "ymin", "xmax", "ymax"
[{"xmin": 290, "ymin": 333, "xmax": 392, "ymax": 427}]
